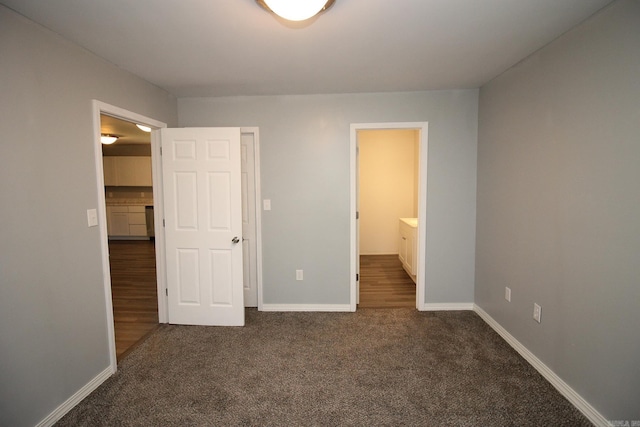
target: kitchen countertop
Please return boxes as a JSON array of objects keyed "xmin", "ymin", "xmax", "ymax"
[{"xmin": 106, "ymin": 198, "xmax": 154, "ymax": 206}]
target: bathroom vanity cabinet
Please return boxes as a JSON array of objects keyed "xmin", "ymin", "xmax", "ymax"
[{"xmin": 399, "ymin": 218, "xmax": 417, "ymax": 283}]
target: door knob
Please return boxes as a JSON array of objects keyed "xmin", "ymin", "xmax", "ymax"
[{"xmin": 232, "ymin": 237, "xmax": 240, "ymax": 244}]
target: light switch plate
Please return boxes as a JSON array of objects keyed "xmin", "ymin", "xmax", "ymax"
[
  {"xmin": 87, "ymin": 209, "xmax": 98, "ymax": 227},
  {"xmin": 263, "ymin": 199, "xmax": 271, "ymax": 211},
  {"xmin": 533, "ymin": 303, "xmax": 542, "ymax": 323}
]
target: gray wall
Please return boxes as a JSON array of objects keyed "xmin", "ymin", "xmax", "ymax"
[
  {"xmin": 475, "ymin": 0, "xmax": 640, "ymax": 421},
  {"xmin": 0, "ymin": 6, "xmax": 177, "ymax": 427},
  {"xmin": 179, "ymin": 90, "xmax": 478, "ymax": 306}
]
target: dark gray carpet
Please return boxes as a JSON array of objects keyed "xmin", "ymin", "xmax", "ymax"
[{"xmin": 57, "ymin": 309, "xmax": 591, "ymax": 426}]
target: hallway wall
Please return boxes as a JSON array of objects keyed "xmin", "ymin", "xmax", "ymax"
[{"xmin": 359, "ymin": 129, "xmax": 419, "ymax": 255}]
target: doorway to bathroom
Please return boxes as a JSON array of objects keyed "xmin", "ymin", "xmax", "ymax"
[
  {"xmin": 358, "ymin": 129, "xmax": 418, "ymax": 308},
  {"xmin": 350, "ymin": 122, "xmax": 428, "ymax": 311}
]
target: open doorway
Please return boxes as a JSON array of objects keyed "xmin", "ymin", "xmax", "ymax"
[
  {"xmin": 100, "ymin": 114, "xmax": 159, "ymax": 361},
  {"xmin": 93, "ymin": 102, "xmax": 264, "ymax": 368},
  {"xmin": 350, "ymin": 122, "xmax": 428, "ymax": 311},
  {"xmin": 357, "ymin": 129, "xmax": 419, "ymax": 308},
  {"xmin": 92, "ymin": 100, "xmax": 168, "ymax": 371}
]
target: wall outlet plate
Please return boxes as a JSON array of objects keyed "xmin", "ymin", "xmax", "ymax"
[
  {"xmin": 505, "ymin": 287, "xmax": 511, "ymax": 302},
  {"xmin": 296, "ymin": 270, "xmax": 303, "ymax": 281},
  {"xmin": 533, "ymin": 303, "xmax": 542, "ymax": 323}
]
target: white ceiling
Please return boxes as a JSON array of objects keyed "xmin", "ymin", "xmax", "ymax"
[
  {"xmin": 101, "ymin": 114, "xmax": 151, "ymax": 145},
  {"xmin": 1, "ymin": 0, "xmax": 613, "ymax": 97}
]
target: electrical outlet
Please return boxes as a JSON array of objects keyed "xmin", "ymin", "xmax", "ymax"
[
  {"xmin": 263, "ymin": 199, "xmax": 271, "ymax": 211},
  {"xmin": 296, "ymin": 270, "xmax": 303, "ymax": 281},
  {"xmin": 505, "ymin": 287, "xmax": 511, "ymax": 302},
  {"xmin": 533, "ymin": 303, "xmax": 542, "ymax": 323}
]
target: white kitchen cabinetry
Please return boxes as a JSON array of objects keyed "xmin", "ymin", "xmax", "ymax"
[
  {"xmin": 103, "ymin": 157, "xmax": 118, "ymax": 186},
  {"xmin": 107, "ymin": 205, "xmax": 148, "ymax": 238},
  {"xmin": 108, "ymin": 206, "xmax": 130, "ymax": 236},
  {"xmin": 127, "ymin": 206, "xmax": 147, "ymax": 236},
  {"xmin": 399, "ymin": 218, "xmax": 417, "ymax": 283},
  {"xmin": 102, "ymin": 156, "xmax": 152, "ymax": 186}
]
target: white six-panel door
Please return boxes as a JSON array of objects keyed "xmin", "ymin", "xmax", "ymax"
[{"xmin": 161, "ymin": 127, "xmax": 244, "ymax": 326}]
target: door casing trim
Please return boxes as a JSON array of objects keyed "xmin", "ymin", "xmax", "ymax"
[{"xmin": 241, "ymin": 128, "xmax": 265, "ymax": 311}]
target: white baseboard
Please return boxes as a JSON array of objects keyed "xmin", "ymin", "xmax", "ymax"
[
  {"xmin": 420, "ymin": 303, "xmax": 475, "ymax": 311},
  {"xmin": 473, "ymin": 305, "xmax": 610, "ymax": 427},
  {"xmin": 359, "ymin": 252, "xmax": 398, "ymax": 256},
  {"xmin": 36, "ymin": 366, "xmax": 114, "ymax": 427},
  {"xmin": 261, "ymin": 304, "xmax": 352, "ymax": 312}
]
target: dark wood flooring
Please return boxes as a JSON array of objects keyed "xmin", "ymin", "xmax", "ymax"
[
  {"xmin": 109, "ymin": 240, "xmax": 159, "ymax": 361},
  {"xmin": 358, "ymin": 254, "xmax": 416, "ymax": 308}
]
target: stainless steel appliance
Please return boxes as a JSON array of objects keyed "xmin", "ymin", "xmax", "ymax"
[{"xmin": 145, "ymin": 205, "xmax": 154, "ymax": 238}]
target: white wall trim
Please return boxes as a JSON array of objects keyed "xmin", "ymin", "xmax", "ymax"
[
  {"xmin": 359, "ymin": 251, "xmax": 398, "ymax": 256},
  {"xmin": 241, "ymin": 127, "xmax": 264, "ymax": 311},
  {"xmin": 261, "ymin": 304, "xmax": 352, "ymax": 312},
  {"xmin": 422, "ymin": 303, "xmax": 474, "ymax": 311},
  {"xmin": 150, "ymin": 129, "xmax": 168, "ymax": 324},
  {"xmin": 350, "ymin": 122, "xmax": 429, "ymax": 312},
  {"xmin": 35, "ymin": 366, "xmax": 113, "ymax": 427},
  {"xmin": 474, "ymin": 305, "xmax": 610, "ymax": 427}
]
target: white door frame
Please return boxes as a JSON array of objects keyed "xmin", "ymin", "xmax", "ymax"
[
  {"xmin": 241, "ymin": 128, "xmax": 265, "ymax": 310},
  {"xmin": 92, "ymin": 100, "xmax": 167, "ymax": 371},
  {"xmin": 350, "ymin": 122, "xmax": 429, "ymax": 311}
]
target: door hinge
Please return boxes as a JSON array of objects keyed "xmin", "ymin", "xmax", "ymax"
[
  {"xmin": 165, "ymin": 288, "xmax": 168, "ymax": 296},
  {"xmin": 160, "ymin": 146, "xmax": 163, "ymax": 155},
  {"xmin": 356, "ymin": 211, "xmax": 359, "ymax": 220},
  {"xmin": 163, "ymin": 219, "xmax": 165, "ymax": 227},
  {"xmin": 356, "ymin": 274, "xmax": 359, "ymax": 281}
]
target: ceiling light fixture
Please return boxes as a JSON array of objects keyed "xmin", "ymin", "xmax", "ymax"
[
  {"xmin": 136, "ymin": 124, "xmax": 152, "ymax": 132},
  {"xmin": 256, "ymin": 0, "xmax": 335, "ymax": 21},
  {"xmin": 100, "ymin": 134, "xmax": 118, "ymax": 145}
]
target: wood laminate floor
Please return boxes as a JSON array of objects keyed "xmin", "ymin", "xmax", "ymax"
[
  {"xmin": 358, "ymin": 254, "xmax": 416, "ymax": 308},
  {"xmin": 109, "ymin": 240, "xmax": 159, "ymax": 361}
]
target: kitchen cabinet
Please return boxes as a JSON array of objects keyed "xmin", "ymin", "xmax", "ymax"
[
  {"xmin": 399, "ymin": 218, "xmax": 417, "ymax": 283},
  {"xmin": 103, "ymin": 156, "xmax": 118, "ymax": 186},
  {"xmin": 108, "ymin": 206, "xmax": 130, "ymax": 236},
  {"xmin": 127, "ymin": 206, "xmax": 147, "ymax": 236},
  {"xmin": 102, "ymin": 156, "xmax": 152, "ymax": 186},
  {"xmin": 107, "ymin": 205, "xmax": 148, "ymax": 237}
]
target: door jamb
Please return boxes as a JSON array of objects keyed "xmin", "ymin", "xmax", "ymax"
[
  {"xmin": 92, "ymin": 100, "xmax": 167, "ymax": 371},
  {"xmin": 241, "ymin": 127, "xmax": 265, "ymax": 310},
  {"xmin": 350, "ymin": 122, "xmax": 429, "ymax": 311}
]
